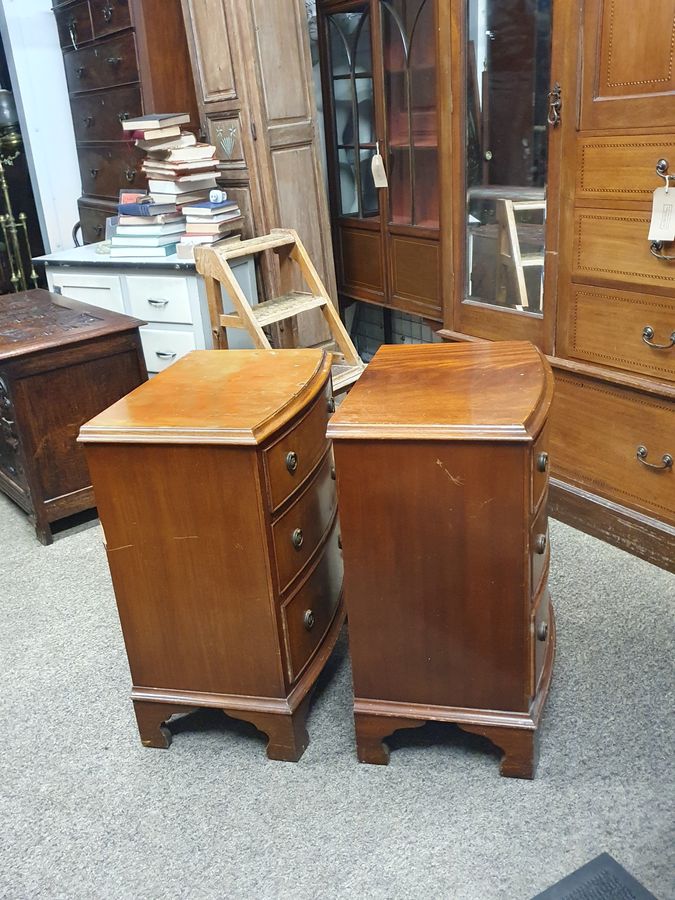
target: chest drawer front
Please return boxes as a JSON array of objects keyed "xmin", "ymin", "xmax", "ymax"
[
  {"xmin": 562, "ymin": 284, "xmax": 675, "ymax": 382},
  {"xmin": 281, "ymin": 521, "xmax": 343, "ymax": 682},
  {"xmin": 64, "ymin": 31, "xmax": 139, "ymax": 94},
  {"xmin": 126, "ymin": 275, "xmax": 193, "ymax": 325},
  {"xmin": 89, "ymin": 0, "xmax": 131, "ymax": 39},
  {"xmin": 272, "ymin": 451, "xmax": 337, "ymax": 593},
  {"xmin": 78, "ymin": 144, "xmax": 144, "ymax": 199},
  {"xmin": 49, "ymin": 271, "xmax": 124, "ymax": 313},
  {"xmin": 531, "ymin": 423, "xmax": 550, "ymax": 513},
  {"xmin": 55, "ymin": 1, "xmax": 93, "ymax": 51},
  {"xmin": 551, "ymin": 373, "xmax": 675, "ymax": 524},
  {"xmin": 531, "ymin": 588, "xmax": 552, "ymax": 697},
  {"xmin": 71, "ymin": 85, "xmax": 142, "ymax": 143},
  {"xmin": 264, "ymin": 381, "xmax": 332, "ymax": 511},
  {"xmin": 573, "ymin": 210, "xmax": 675, "ymax": 294},
  {"xmin": 78, "ymin": 202, "xmax": 109, "ymax": 243},
  {"xmin": 530, "ymin": 498, "xmax": 549, "ymax": 597},
  {"xmin": 140, "ymin": 327, "xmax": 196, "ymax": 373},
  {"xmin": 577, "ymin": 136, "xmax": 675, "ymax": 204}
]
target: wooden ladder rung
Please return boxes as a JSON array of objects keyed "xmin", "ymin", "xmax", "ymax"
[
  {"xmin": 520, "ymin": 255, "xmax": 545, "ymax": 266},
  {"xmin": 252, "ymin": 292, "xmax": 327, "ymax": 327}
]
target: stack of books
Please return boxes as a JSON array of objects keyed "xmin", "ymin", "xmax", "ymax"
[
  {"xmin": 177, "ymin": 197, "xmax": 243, "ymax": 259},
  {"xmin": 110, "ymin": 193, "xmax": 185, "ymax": 258}
]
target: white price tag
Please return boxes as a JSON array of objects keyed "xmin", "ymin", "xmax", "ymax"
[
  {"xmin": 647, "ymin": 186, "xmax": 675, "ymax": 242},
  {"xmin": 371, "ymin": 143, "xmax": 388, "ymax": 189}
]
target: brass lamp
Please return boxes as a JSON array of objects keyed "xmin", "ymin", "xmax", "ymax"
[{"xmin": 0, "ymin": 87, "xmax": 38, "ymax": 292}]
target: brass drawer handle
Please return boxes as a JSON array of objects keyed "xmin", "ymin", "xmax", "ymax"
[
  {"xmin": 286, "ymin": 451, "xmax": 298, "ymax": 474},
  {"xmin": 147, "ymin": 298, "xmax": 169, "ymax": 307},
  {"xmin": 102, "ymin": 3, "xmax": 114, "ymax": 23},
  {"xmin": 76, "ymin": 66, "xmax": 86, "ymax": 78},
  {"xmin": 536, "ymin": 451, "xmax": 549, "ymax": 473},
  {"xmin": 117, "ymin": 111, "xmax": 129, "ymax": 124},
  {"xmin": 330, "ymin": 465, "xmax": 336, "ymax": 480},
  {"xmin": 292, "ymin": 528, "xmax": 304, "ymax": 550},
  {"xmin": 94, "ymin": 224, "xmax": 103, "ymax": 237},
  {"xmin": 155, "ymin": 350, "xmax": 177, "ymax": 361},
  {"xmin": 303, "ymin": 609, "xmax": 315, "ymax": 631},
  {"xmin": 89, "ymin": 168, "xmax": 99, "ymax": 179},
  {"xmin": 636, "ymin": 445, "xmax": 673, "ymax": 470},
  {"xmin": 83, "ymin": 115, "xmax": 94, "ymax": 128},
  {"xmin": 650, "ymin": 241, "xmax": 675, "ymax": 261},
  {"xmin": 327, "ymin": 397, "xmax": 336, "ymax": 413},
  {"xmin": 68, "ymin": 19, "xmax": 78, "ymax": 50},
  {"xmin": 124, "ymin": 168, "xmax": 137, "ymax": 183},
  {"xmin": 642, "ymin": 326, "xmax": 675, "ymax": 350},
  {"xmin": 537, "ymin": 621, "xmax": 548, "ymax": 642},
  {"xmin": 106, "ymin": 56, "xmax": 123, "ymax": 65},
  {"xmin": 534, "ymin": 533, "xmax": 547, "ymax": 554}
]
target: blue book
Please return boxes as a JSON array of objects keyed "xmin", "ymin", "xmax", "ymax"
[
  {"xmin": 117, "ymin": 200, "xmax": 177, "ymax": 216},
  {"xmin": 181, "ymin": 199, "xmax": 237, "ymax": 216}
]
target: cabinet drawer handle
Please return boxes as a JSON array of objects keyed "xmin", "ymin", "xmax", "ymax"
[
  {"xmin": 534, "ymin": 533, "xmax": 547, "ymax": 554},
  {"xmin": 94, "ymin": 224, "xmax": 103, "ymax": 237},
  {"xmin": 636, "ymin": 445, "xmax": 673, "ymax": 470},
  {"xmin": 147, "ymin": 298, "xmax": 169, "ymax": 307},
  {"xmin": 1, "ymin": 415, "xmax": 14, "ymax": 427},
  {"xmin": 106, "ymin": 56, "xmax": 122, "ymax": 65},
  {"xmin": 83, "ymin": 116, "xmax": 94, "ymax": 128},
  {"xmin": 6, "ymin": 435, "xmax": 19, "ymax": 450},
  {"xmin": 303, "ymin": 609, "xmax": 315, "ymax": 631},
  {"xmin": 76, "ymin": 66, "xmax": 86, "ymax": 78},
  {"xmin": 68, "ymin": 19, "xmax": 78, "ymax": 50},
  {"xmin": 117, "ymin": 111, "xmax": 129, "ymax": 124},
  {"xmin": 327, "ymin": 397, "xmax": 336, "ymax": 413},
  {"xmin": 286, "ymin": 450, "xmax": 298, "ymax": 473},
  {"xmin": 89, "ymin": 168, "xmax": 99, "ymax": 178},
  {"xmin": 102, "ymin": 3, "xmax": 114, "ymax": 23},
  {"xmin": 124, "ymin": 168, "xmax": 137, "ymax": 183},
  {"xmin": 650, "ymin": 241, "xmax": 675, "ymax": 261},
  {"xmin": 536, "ymin": 451, "xmax": 549, "ymax": 473},
  {"xmin": 330, "ymin": 464, "xmax": 336, "ymax": 480},
  {"xmin": 537, "ymin": 622, "xmax": 548, "ymax": 642},
  {"xmin": 155, "ymin": 350, "xmax": 177, "ymax": 360},
  {"xmin": 642, "ymin": 326, "xmax": 675, "ymax": 350},
  {"xmin": 291, "ymin": 528, "xmax": 304, "ymax": 550}
]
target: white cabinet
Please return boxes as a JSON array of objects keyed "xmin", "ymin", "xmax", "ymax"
[{"xmin": 36, "ymin": 244, "xmax": 258, "ymax": 374}]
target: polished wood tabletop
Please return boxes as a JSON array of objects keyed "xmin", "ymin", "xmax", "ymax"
[
  {"xmin": 328, "ymin": 341, "xmax": 553, "ymax": 441},
  {"xmin": 80, "ymin": 349, "xmax": 331, "ymax": 445}
]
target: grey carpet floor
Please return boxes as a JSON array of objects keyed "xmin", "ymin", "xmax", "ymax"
[{"xmin": 0, "ymin": 493, "xmax": 673, "ymax": 900}]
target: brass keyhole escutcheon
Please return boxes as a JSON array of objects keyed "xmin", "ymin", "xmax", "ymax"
[{"xmin": 286, "ymin": 451, "xmax": 298, "ymax": 474}]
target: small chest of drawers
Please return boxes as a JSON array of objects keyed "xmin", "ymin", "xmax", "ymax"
[
  {"xmin": 328, "ymin": 341, "xmax": 556, "ymax": 779},
  {"xmin": 0, "ymin": 289, "xmax": 146, "ymax": 543},
  {"xmin": 80, "ymin": 349, "xmax": 345, "ymax": 760}
]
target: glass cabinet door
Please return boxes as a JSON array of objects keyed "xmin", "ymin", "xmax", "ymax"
[
  {"xmin": 458, "ymin": 0, "xmax": 557, "ymax": 346},
  {"xmin": 324, "ymin": 6, "xmax": 379, "ymax": 218}
]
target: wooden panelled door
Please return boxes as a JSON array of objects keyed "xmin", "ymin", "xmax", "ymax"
[{"xmin": 317, "ymin": 0, "xmax": 452, "ymax": 322}]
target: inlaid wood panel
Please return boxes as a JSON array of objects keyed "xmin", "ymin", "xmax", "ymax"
[
  {"xmin": 577, "ymin": 136, "xmax": 675, "ymax": 203},
  {"xmin": 550, "ymin": 373, "xmax": 675, "ymax": 524},
  {"xmin": 340, "ymin": 228, "xmax": 385, "ymax": 299},
  {"xmin": 581, "ymin": 0, "xmax": 675, "ymax": 129},
  {"xmin": 208, "ymin": 115, "xmax": 246, "ymax": 166},
  {"xmin": 181, "ymin": 0, "xmax": 238, "ymax": 104},
  {"xmin": 391, "ymin": 236, "xmax": 441, "ymax": 321},
  {"xmin": 561, "ymin": 284, "xmax": 675, "ymax": 381},
  {"xmin": 251, "ymin": 0, "xmax": 310, "ymax": 125},
  {"xmin": 573, "ymin": 210, "xmax": 675, "ymax": 293}
]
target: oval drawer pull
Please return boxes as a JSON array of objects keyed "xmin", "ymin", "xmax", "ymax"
[
  {"xmin": 536, "ymin": 451, "xmax": 549, "ymax": 473},
  {"xmin": 534, "ymin": 533, "xmax": 547, "ymax": 554},
  {"xmin": 76, "ymin": 66, "xmax": 86, "ymax": 78},
  {"xmin": 291, "ymin": 528, "xmax": 304, "ymax": 550},
  {"xmin": 155, "ymin": 350, "xmax": 177, "ymax": 361},
  {"xmin": 537, "ymin": 622, "xmax": 548, "ymax": 642},
  {"xmin": 327, "ymin": 397, "xmax": 336, "ymax": 414},
  {"xmin": 636, "ymin": 445, "xmax": 673, "ymax": 470},
  {"xmin": 147, "ymin": 298, "xmax": 169, "ymax": 307},
  {"xmin": 286, "ymin": 451, "xmax": 298, "ymax": 474},
  {"xmin": 642, "ymin": 326, "xmax": 675, "ymax": 350},
  {"xmin": 303, "ymin": 609, "xmax": 315, "ymax": 631}
]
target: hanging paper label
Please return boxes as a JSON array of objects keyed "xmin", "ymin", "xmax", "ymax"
[
  {"xmin": 371, "ymin": 147, "xmax": 388, "ymax": 189},
  {"xmin": 648, "ymin": 186, "xmax": 675, "ymax": 242}
]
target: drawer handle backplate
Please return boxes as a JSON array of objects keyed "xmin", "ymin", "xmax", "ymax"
[
  {"xmin": 155, "ymin": 350, "xmax": 177, "ymax": 361},
  {"xmin": 292, "ymin": 528, "xmax": 304, "ymax": 550},
  {"xmin": 642, "ymin": 326, "xmax": 675, "ymax": 350},
  {"xmin": 303, "ymin": 609, "xmax": 315, "ymax": 631},
  {"xmin": 102, "ymin": 3, "xmax": 114, "ymax": 23},
  {"xmin": 286, "ymin": 451, "xmax": 298, "ymax": 474},
  {"xmin": 636, "ymin": 445, "xmax": 673, "ymax": 471},
  {"xmin": 124, "ymin": 168, "xmax": 137, "ymax": 183},
  {"xmin": 147, "ymin": 298, "xmax": 169, "ymax": 307}
]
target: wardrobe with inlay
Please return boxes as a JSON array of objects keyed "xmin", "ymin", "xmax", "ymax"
[{"xmin": 316, "ymin": 0, "xmax": 675, "ymax": 570}]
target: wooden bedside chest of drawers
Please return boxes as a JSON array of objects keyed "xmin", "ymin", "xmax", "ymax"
[
  {"xmin": 327, "ymin": 342, "xmax": 556, "ymax": 779},
  {"xmin": 0, "ymin": 289, "xmax": 146, "ymax": 544},
  {"xmin": 80, "ymin": 349, "xmax": 345, "ymax": 760}
]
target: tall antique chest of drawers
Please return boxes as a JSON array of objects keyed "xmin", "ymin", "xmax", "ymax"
[
  {"xmin": 0, "ymin": 288, "xmax": 146, "ymax": 544},
  {"xmin": 52, "ymin": 0, "xmax": 199, "ymax": 243},
  {"xmin": 328, "ymin": 342, "xmax": 556, "ymax": 779},
  {"xmin": 80, "ymin": 349, "xmax": 345, "ymax": 760}
]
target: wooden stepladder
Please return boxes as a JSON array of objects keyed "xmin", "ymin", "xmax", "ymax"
[
  {"xmin": 495, "ymin": 199, "xmax": 546, "ymax": 311},
  {"xmin": 194, "ymin": 229, "xmax": 364, "ymax": 394}
]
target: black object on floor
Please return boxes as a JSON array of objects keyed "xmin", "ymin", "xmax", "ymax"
[{"xmin": 533, "ymin": 853, "xmax": 658, "ymax": 899}]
